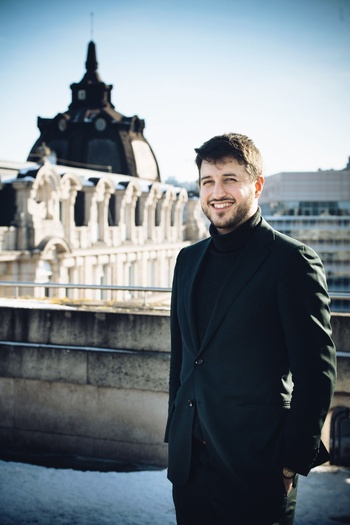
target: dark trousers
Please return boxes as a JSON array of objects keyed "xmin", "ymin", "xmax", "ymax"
[{"xmin": 172, "ymin": 441, "xmax": 298, "ymax": 525}]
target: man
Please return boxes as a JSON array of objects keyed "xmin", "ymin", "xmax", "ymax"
[{"xmin": 165, "ymin": 133, "xmax": 336, "ymax": 525}]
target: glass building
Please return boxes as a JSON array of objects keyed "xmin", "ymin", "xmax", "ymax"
[{"xmin": 260, "ymin": 166, "xmax": 350, "ymax": 311}]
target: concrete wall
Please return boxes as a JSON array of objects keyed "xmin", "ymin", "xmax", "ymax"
[
  {"xmin": 0, "ymin": 305, "xmax": 171, "ymax": 469},
  {"xmin": 0, "ymin": 305, "xmax": 349, "ymax": 469}
]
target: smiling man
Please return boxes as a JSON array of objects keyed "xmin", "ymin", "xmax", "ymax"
[
  {"xmin": 199, "ymin": 154, "xmax": 264, "ymax": 234},
  {"xmin": 165, "ymin": 133, "xmax": 336, "ymax": 525}
]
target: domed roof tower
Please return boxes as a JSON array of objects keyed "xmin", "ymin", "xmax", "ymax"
[{"xmin": 28, "ymin": 41, "xmax": 160, "ymax": 181}]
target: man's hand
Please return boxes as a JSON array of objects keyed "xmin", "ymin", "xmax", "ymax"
[
  {"xmin": 282, "ymin": 467, "xmax": 295, "ymax": 496},
  {"xmin": 283, "ymin": 476, "xmax": 293, "ymax": 496}
]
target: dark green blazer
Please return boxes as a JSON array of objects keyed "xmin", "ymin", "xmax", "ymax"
[{"xmin": 165, "ymin": 218, "xmax": 336, "ymax": 494}]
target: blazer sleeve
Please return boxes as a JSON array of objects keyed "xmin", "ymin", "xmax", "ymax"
[
  {"xmin": 164, "ymin": 252, "xmax": 183, "ymax": 443},
  {"xmin": 277, "ymin": 244, "xmax": 337, "ymax": 475}
]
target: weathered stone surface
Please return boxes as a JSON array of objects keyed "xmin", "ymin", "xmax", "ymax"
[
  {"xmin": 0, "ymin": 306, "xmax": 171, "ymax": 352},
  {"xmin": 335, "ymin": 355, "xmax": 350, "ymax": 393},
  {"xmin": 88, "ymin": 350, "xmax": 169, "ymax": 391},
  {"xmin": 0, "ymin": 306, "xmax": 348, "ymax": 469},
  {"xmin": 331, "ymin": 313, "xmax": 350, "ymax": 354},
  {"xmin": 0, "ymin": 344, "xmax": 87, "ymax": 384},
  {"xmin": 0, "ymin": 306, "xmax": 171, "ymax": 467},
  {"xmin": 0, "ymin": 377, "xmax": 14, "ymax": 427}
]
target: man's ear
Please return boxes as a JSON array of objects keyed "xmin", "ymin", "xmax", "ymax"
[{"xmin": 255, "ymin": 176, "xmax": 265, "ymax": 197}]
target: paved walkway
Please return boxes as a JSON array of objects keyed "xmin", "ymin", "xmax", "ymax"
[{"xmin": 0, "ymin": 461, "xmax": 349, "ymax": 524}]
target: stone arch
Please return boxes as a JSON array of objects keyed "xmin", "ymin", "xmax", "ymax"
[
  {"xmin": 59, "ymin": 172, "xmax": 82, "ymax": 245},
  {"xmin": 118, "ymin": 179, "xmax": 142, "ymax": 241},
  {"xmin": 173, "ymin": 187, "xmax": 188, "ymax": 240},
  {"xmin": 35, "ymin": 236, "xmax": 71, "ymax": 290},
  {"xmin": 160, "ymin": 186, "xmax": 177, "ymax": 239},
  {"xmin": 145, "ymin": 183, "xmax": 163, "ymax": 241},
  {"xmin": 37, "ymin": 235, "xmax": 71, "ymax": 255},
  {"xmin": 28, "ymin": 164, "xmax": 61, "ymax": 221},
  {"xmin": 89, "ymin": 176, "xmax": 115, "ymax": 243}
]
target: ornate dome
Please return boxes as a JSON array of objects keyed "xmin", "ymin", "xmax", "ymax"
[{"xmin": 28, "ymin": 41, "xmax": 160, "ymax": 182}]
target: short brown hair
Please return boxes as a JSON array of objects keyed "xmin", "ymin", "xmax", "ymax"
[{"xmin": 195, "ymin": 133, "xmax": 263, "ymax": 181}]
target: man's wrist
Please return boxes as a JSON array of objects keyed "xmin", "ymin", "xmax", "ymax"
[{"xmin": 282, "ymin": 467, "xmax": 296, "ymax": 479}]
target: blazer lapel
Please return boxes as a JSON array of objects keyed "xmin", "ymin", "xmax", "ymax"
[
  {"xmin": 184, "ymin": 238, "xmax": 212, "ymax": 352},
  {"xmin": 198, "ymin": 221, "xmax": 275, "ymax": 354}
]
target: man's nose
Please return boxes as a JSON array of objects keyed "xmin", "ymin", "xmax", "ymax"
[{"xmin": 212, "ymin": 181, "xmax": 227, "ymax": 199}]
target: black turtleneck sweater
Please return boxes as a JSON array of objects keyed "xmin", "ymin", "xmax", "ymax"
[
  {"xmin": 192, "ymin": 208, "xmax": 262, "ymax": 442},
  {"xmin": 194, "ymin": 208, "xmax": 262, "ymax": 345}
]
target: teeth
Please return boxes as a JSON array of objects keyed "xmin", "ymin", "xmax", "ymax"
[{"xmin": 212, "ymin": 203, "xmax": 231, "ymax": 209}]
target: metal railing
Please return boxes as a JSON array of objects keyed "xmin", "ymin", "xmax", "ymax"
[
  {"xmin": 0, "ymin": 281, "xmax": 172, "ymax": 294},
  {"xmin": 0, "ymin": 281, "xmax": 172, "ymax": 308},
  {"xmin": 0, "ymin": 281, "xmax": 349, "ymax": 311}
]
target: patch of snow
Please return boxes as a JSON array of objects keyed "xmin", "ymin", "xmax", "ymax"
[
  {"xmin": 1, "ymin": 461, "xmax": 350, "ymax": 525},
  {"xmin": 0, "ymin": 461, "xmax": 176, "ymax": 525}
]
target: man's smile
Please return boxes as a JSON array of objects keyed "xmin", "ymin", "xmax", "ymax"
[{"xmin": 210, "ymin": 201, "xmax": 234, "ymax": 209}]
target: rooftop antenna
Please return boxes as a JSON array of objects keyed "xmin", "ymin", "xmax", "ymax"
[{"xmin": 90, "ymin": 12, "xmax": 94, "ymax": 40}]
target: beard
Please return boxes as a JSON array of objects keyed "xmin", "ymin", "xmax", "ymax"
[{"xmin": 201, "ymin": 193, "xmax": 256, "ymax": 233}]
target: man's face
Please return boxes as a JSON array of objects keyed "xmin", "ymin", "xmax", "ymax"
[{"xmin": 199, "ymin": 156, "xmax": 264, "ymax": 235}]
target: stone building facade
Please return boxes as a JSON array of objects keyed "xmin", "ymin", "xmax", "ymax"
[
  {"xmin": 0, "ymin": 40, "xmax": 207, "ymax": 299},
  {"xmin": 0, "ymin": 157, "xmax": 207, "ymax": 300}
]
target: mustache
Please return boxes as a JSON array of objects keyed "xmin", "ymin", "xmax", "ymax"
[{"xmin": 208, "ymin": 197, "xmax": 236, "ymax": 204}]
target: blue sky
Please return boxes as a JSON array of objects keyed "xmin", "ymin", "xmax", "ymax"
[{"xmin": 0, "ymin": 0, "xmax": 349, "ymax": 181}]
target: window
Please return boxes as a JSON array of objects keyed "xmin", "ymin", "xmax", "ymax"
[{"xmin": 131, "ymin": 140, "xmax": 158, "ymax": 181}]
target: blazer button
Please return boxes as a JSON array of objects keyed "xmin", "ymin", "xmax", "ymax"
[
  {"xmin": 188, "ymin": 400, "xmax": 194, "ymax": 407},
  {"xmin": 195, "ymin": 358, "xmax": 203, "ymax": 365}
]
